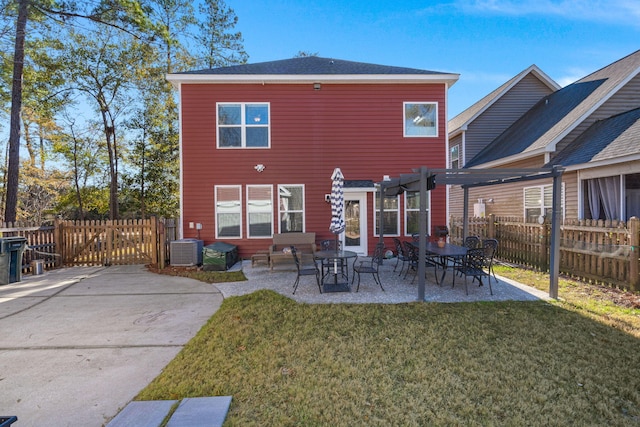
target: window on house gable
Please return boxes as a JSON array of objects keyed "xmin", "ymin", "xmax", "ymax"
[
  {"xmin": 247, "ymin": 185, "xmax": 273, "ymax": 238},
  {"xmin": 217, "ymin": 103, "xmax": 270, "ymax": 148},
  {"xmin": 279, "ymin": 184, "xmax": 305, "ymax": 233},
  {"xmin": 374, "ymin": 192, "xmax": 399, "ymax": 236},
  {"xmin": 405, "ymin": 191, "xmax": 430, "ymax": 236},
  {"xmin": 215, "ymin": 185, "xmax": 242, "ymax": 238},
  {"xmin": 524, "ymin": 184, "xmax": 564, "ymax": 223},
  {"xmin": 404, "ymin": 102, "xmax": 437, "ymax": 137},
  {"xmin": 450, "ymin": 144, "xmax": 460, "ymax": 169}
]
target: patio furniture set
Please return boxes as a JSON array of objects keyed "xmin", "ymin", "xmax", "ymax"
[{"xmin": 252, "ymin": 231, "xmax": 498, "ymax": 296}]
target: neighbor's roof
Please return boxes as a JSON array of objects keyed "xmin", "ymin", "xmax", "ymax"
[
  {"xmin": 545, "ymin": 107, "xmax": 640, "ymax": 169},
  {"xmin": 166, "ymin": 56, "xmax": 459, "ymax": 86},
  {"xmin": 449, "ymin": 64, "xmax": 559, "ymax": 136},
  {"xmin": 465, "ymin": 49, "xmax": 640, "ymax": 168}
]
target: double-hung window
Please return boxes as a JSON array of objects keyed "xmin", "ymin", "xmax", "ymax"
[
  {"xmin": 374, "ymin": 192, "xmax": 399, "ymax": 236},
  {"xmin": 405, "ymin": 191, "xmax": 430, "ymax": 236},
  {"xmin": 404, "ymin": 102, "xmax": 438, "ymax": 137},
  {"xmin": 279, "ymin": 185, "xmax": 305, "ymax": 232},
  {"xmin": 247, "ymin": 185, "xmax": 273, "ymax": 238},
  {"xmin": 217, "ymin": 103, "xmax": 270, "ymax": 148},
  {"xmin": 450, "ymin": 144, "xmax": 460, "ymax": 169},
  {"xmin": 524, "ymin": 184, "xmax": 564, "ymax": 223},
  {"xmin": 215, "ymin": 185, "xmax": 242, "ymax": 238}
]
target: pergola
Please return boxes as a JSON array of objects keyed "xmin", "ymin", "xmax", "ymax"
[{"xmin": 376, "ymin": 165, "xmax": 565, "ymax": 301}]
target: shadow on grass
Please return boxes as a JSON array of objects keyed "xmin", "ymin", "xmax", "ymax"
[{"xmin": 137, "ymin": 290, "xmax": 640, "ymax": 426}]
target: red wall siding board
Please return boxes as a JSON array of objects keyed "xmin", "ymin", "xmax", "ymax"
[{"xmin": 180, "ymin": 83, "xmax": 449, "ymax": 257}]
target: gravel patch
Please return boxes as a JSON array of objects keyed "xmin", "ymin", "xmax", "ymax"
[{"xmin": 214, "ymin": 258, "xmax": 549, "ymax": 304}]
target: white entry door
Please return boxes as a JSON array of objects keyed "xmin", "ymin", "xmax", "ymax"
[{"xmin": 343, "ymin": 192, "xmax": 367, "ymax": 255}]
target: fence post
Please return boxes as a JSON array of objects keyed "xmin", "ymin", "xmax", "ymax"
[
  {"xmin": 55, "ymin": 219, "xmax": 63, "ymax": 267},
  {"xmin": 630, "ymin": 217, "xmax": 639, "ymax": 291},
  {"xmin": 488, "ymin": 214, "xmax": 496, "ymax": 239}
]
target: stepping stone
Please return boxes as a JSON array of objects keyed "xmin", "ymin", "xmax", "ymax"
[
  {"xmin": 106, "ymin": 400, "xmax": 177, "ymax": 427},
  {"xmin": 167, "ymin": 396, "xmax": 232, "ymax": 427}
]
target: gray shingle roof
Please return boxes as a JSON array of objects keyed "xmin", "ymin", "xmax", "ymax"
[
  {"xmin": 545, "ymin": 107, "xmax": 640, "ymax": 167},
  {"xmin": 465, "ymin": 49, "xmax": 640, "ymax": 167},
  {"xmin": 178, "ymin": 56, "xmax": 451, "ymax": 76}
]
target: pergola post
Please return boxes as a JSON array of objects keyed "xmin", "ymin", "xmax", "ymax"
[
  {"xmin": 549, "ymin": 166, "xmax": 564, "ymax": 299},
  {"xmin": 417, "ymin": 167, "xmax": 428, "ymax": 301}
]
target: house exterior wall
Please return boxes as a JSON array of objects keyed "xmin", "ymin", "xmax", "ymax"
[
  {"xmin": 179, "ymin": 82, "xmax": 449, "ymax": 257},
  {"xmin": 462, "ymin": 73, "xmax": 555, "ymax": 164},
  {"xmin": 449, "ymin": 156, "xmax": 549, "ymax": 219}
]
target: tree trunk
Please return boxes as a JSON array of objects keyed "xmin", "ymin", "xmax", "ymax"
[{"xmin": 5, "ymin": 0, "xmax": 29, "ymax": 222}]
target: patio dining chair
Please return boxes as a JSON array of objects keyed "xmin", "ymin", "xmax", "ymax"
[
  {"xmin": 452, "ymin": 247, "xmax": 492, "ymax": 295},
  {"xmin": 392, "ymin": 237, "xmax": 409, "ymax": 276},
  {"xmin": 291, "ymin": 246, "xmax": 321, "ymax": 295},
  {"xmin": 352, "ymin": 243, "xmax": 385, "ymax": 292},
  {"xmin": 463, "ymin": 235, "xmax": 481, "ymax": 249},
  {"xmin": 402, "ymin": 241, "xmax": 438, "ymax": 285},
  {"xmin": 482, "ymin": 238, "xmax": 499, "ymax": 283}
]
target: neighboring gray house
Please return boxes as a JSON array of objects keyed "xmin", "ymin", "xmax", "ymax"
[
  {"xmin": 449, "ymin": 49, "xmax": 640, "ymax": 223},
  {"xmin": 448, "ymin": 65, "xmax": 560, "ymax": 217}
]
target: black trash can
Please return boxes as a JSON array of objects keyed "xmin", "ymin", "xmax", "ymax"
[
  {"xmin": 202, "ymin": 242, "xmax": 238, "ymax": 271},
  {"xmin": 0, "ymin": 237, "xmax": 28, "ymax": 285}
]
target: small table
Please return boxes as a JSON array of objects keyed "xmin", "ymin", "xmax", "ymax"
[
  {"xmin": 424, "ymin": 242, "xmax": 467, "ymax": 284},
  {"xmin": 315, "ymin": 250, "xmax": 357, "ymax": 292},
  {"xmin": 251, "ymin": 250, "xmax": 270, "ymax": 268}
]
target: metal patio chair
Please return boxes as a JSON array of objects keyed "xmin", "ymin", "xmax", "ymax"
[
  {"xmin": 452, "ymin": 247, "xmax": 492, "ymax": 295},
  {"xmin": 352, "ymin": 243, "xmax": 385, "ymax": 292},
  {"xmin": 291, "ymin": 246, "xmax": 321, "ymax": 295}
]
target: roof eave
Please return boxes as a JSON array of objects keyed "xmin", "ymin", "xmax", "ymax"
[
  {"xmin": 562, "ymin": 153, "xmax": 640, "ymax": 172},
  {"xmin": 468, "ymin": 147, "xmax": 548, "ymax": 169},
  {"xmin": 166, "ymin": 73, "xmax": 460, "ymax": 86}
]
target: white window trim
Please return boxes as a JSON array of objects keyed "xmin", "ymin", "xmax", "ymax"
[
  {"xmin": 278, "ymin": 184, "xmax": 306, "ymax": 233},
  {"xmin": 214, "ymin": 185, "xmax": 242, "ymax": 239},
  {"xmin": 246, "ymin": 184, "xmax": 274, "ymax": 238},
  {"xmin": 374, "ymin": 192, "xmax": 400, "ymax": 237},
  {"xmin": 404, "ymin": 191, "xmax": 431, "ymax": 236},
  {"xmin": 216, "ymin": 102, "xmax": 271, "ymax": 149},
  {"xmin": 403, "ymin": 101, "xmax": 438, "ymax": 138},
  {"xmin": 523, "ymin": 183, "xmax": 565, "ymax": 222}
]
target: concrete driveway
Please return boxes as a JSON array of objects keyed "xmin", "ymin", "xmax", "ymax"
[{"xmin": 0, "ymin": 265, "xmax": 224, "ymax": 427}]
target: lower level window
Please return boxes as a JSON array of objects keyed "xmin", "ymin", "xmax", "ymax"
[
  {"xmin": 215, "ymin": 185, "xmax": 242, "ymax": 238},
  {"xmin": 405, "ymin": 191, "xmax": 430, "ymax": 235},
  {"xmin": 279, "ymin": 185, "xmax": 305, "ymax": 232},
  {"xmin": 524, "ymin": 184, "xmax": 564, "ymax": 223},
  {"xmin": 375, "ymin": 192, "xmax": 399, "ymax": 236},
  {"xmin": 247, "ymin": 185, "xmax": 273, "ymax": 237}
]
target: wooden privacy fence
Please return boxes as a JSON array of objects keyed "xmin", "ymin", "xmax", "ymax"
[
  {"xmin": 450, "ymin": 215, "xmax": 640, "ymax": 291},
  {"xmin": 0, "ymin": 218, "xmax": 176, "ymax": 273}
]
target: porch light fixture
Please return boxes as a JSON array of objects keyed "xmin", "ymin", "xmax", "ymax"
[
  {"xmin": 254, "ymin": 164, "xmax": 265, "ymax": 172},
  {"xmin": 313, "ymin": 82, "xmax": 321, "ymax": 90}
]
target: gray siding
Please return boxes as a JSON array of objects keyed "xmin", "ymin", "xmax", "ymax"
[{"xmin": 464, "ymin": 74, "xmax": 555, "ymax": 163}]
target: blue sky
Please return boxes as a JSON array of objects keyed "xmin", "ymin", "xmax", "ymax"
[{"xmin": 228, "ymin": 0, "xmax": 640, "ymax": 117}]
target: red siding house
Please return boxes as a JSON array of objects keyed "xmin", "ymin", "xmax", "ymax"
[{"xmin": 167, "ymin": 57, "xmax": 459, "ymax": 258}]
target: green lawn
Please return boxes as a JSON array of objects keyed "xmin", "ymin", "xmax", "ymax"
[{"xmin": 138, "ymin": 267, "xmax": 640, "ymax": 426}]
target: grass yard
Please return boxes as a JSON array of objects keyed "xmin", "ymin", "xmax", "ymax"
[{"xmin": 138, "ymin": 267, "xmax": 640, "ymax": 426}]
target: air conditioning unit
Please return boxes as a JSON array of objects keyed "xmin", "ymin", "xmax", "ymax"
[{"xmin": 170, "ymin": 239, "xmax": 203, "ymax": 266}]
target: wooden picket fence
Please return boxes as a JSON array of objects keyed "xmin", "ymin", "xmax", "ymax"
[
  {"xmin": 450, "ymin": 215, "xmax": 640, "ymax": 291},
  {"xmin": 0, "ymin": 217, "xmax": 176, "ymax": 273}
]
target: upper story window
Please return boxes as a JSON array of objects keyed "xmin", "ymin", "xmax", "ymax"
[
  {"xmin": 217, "ymin": 103, "xmax": 270, "ymax": 148},
  {"xmin": 450, "ymin": 144, "xmax": 460, "ymax": 169},
  {"xmin": 404, "ymin": 102, "xmax": 437, "ymax": 137}
]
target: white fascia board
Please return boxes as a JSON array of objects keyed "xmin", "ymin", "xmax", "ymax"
[
  {"xmin": 563, "ymin": 153, "xmax": 640, "ymax": 173},
  {"xmin": 471, "ymin": 148, "xmax": 548, "ymax": 169},
  {"xmin": 166, "ymin": 73, "xmax": 460, "ymax": 86}
]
